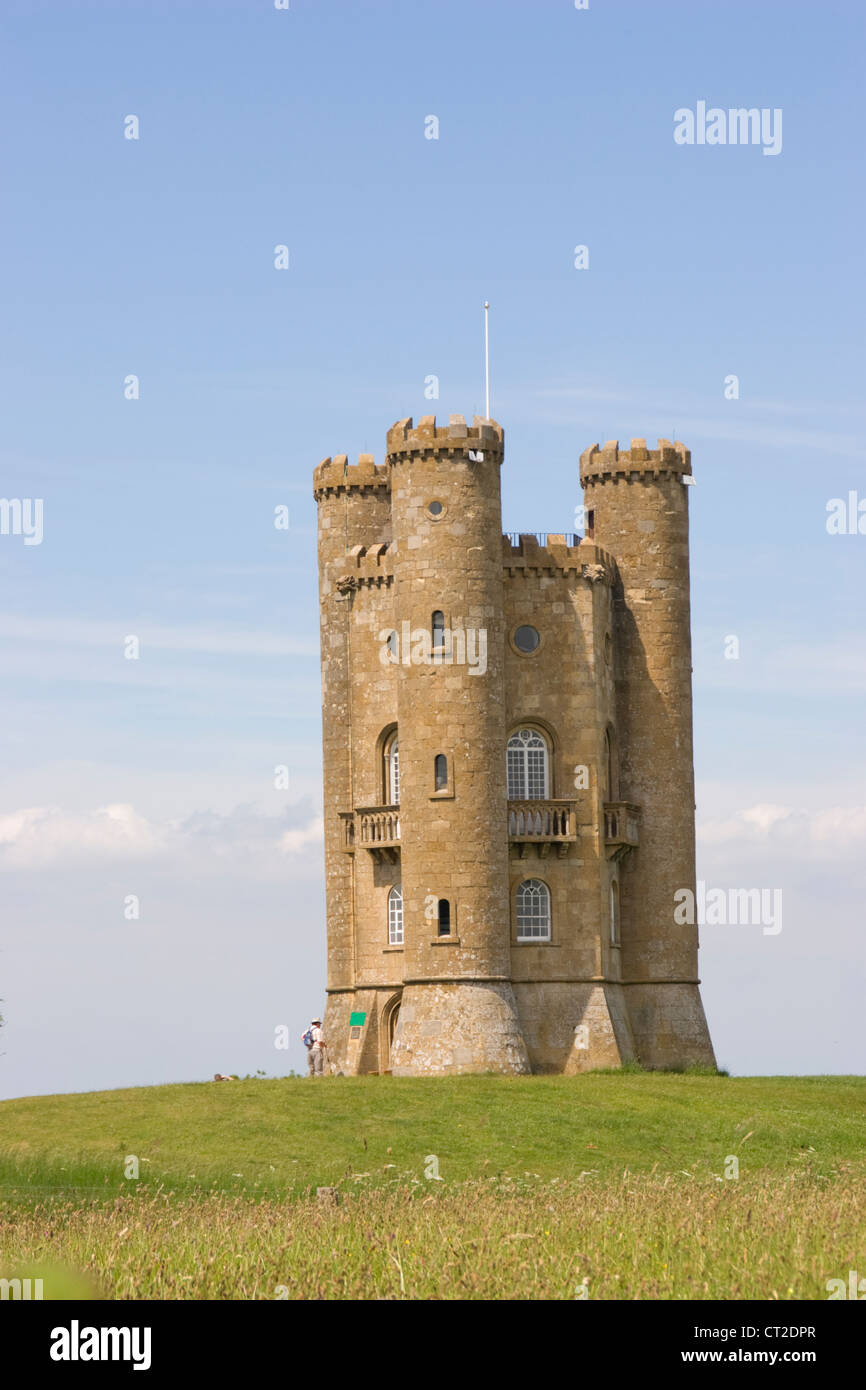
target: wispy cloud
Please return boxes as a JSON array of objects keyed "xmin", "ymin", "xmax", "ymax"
[
  {"xmin": 0, "ymin": 803, "xmax": 163, "ymax": 866},
  {"xmin": 697, "ymin": 801, "xmax": 866, "ymax": 859},
  {"xmin": 0, "ymin": 616, "xmax": 316, "ymax": 658},
  {"xmin": 535, "ymin": 384, "xmax": 866, "ymax": 458},
  {"xmin": 0, "ymin": 801, "xmax": 323, "ymax": 871},
  {"xmin": 694, "ymin": 634, "xmax": 866, "ymax": 696},
  {"xmin": 279, "ymin": 818, "xmax": 325, "ymax": 855}
]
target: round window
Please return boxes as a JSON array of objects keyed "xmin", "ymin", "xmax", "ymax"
[
  {"xmin": 514, "ymin": 625, "xmax": 540, "ymax": 654},
  {"xmin": 426, "ymin": 500, "xmax": 444, "ymax": 518}
]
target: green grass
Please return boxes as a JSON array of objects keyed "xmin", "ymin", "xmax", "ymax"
[
  {"xmin": 1, "ymin": 1075, "xmax": 864, "ymax": 1298},
  {"xmin": 1, "ymin": 1073, "xmax": 862, "ymax": 1197}
]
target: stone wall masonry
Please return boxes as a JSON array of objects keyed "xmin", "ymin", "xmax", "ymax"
[{"xmin": 314, "ymin": 423, "xmax": 716, "ymax": 1074}]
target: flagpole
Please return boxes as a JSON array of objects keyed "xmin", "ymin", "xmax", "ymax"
[{"xmin": 484, "ymin": 301, "xmax": 490, "ymax": 420}]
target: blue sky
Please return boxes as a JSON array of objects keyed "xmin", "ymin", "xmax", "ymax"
[{"xmin": 1, "ymin": 0, "xmax": 864, "ymax": 1097}]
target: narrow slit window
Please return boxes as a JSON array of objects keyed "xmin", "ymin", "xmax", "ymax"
[
  {"xmin": 605, "ymin": 727, "xmax": 618, "ymax": 800},
  {"xmin": 432, "ymin": 610, "xmax": 446, "ymax": 651},
  {"xmin": 434, "ymin": 754, "xmax": 448, "ymax": 791},
  {"xmin": 437, "ymin": 899, "xmax": 451, "ymax": 936}
]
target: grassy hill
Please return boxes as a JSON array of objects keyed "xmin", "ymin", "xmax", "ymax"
[
  {"xmin": 1, "ymin": 1072, "xmax": 864, "ymax": 1196},
  {"xmin": 1, "ymin": 1074, "xmax": 864, "ymax": 1299}
]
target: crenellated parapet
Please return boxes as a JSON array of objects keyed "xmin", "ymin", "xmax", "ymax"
[
  {"xmin": 386, "ymin": 413, "xmax": 504, "ymax": 463},
  {"xmin": 314, "ymin": 453, "xmax": 391, "ymax": 500},
  {"xmin": 341, "ymin": 542, "xmax": 394, "ymax": 589},
  {"xmin": 580, "ymin": 438, "xmax": 691, "ymax": 485},
  {"xmin": 503, "ymin": 533, "xmax": 618, "ymax": 584}
]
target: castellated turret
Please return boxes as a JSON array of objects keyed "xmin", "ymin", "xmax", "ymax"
[
  {"xmin": 313, "ymin": 416, "xmax": 715, "ymax": 1075},
  {"xmin": 580, "ymin": 440, "xmax": 716, "ymax": 1068}
]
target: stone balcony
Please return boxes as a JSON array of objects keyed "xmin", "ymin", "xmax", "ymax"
[
  {"xmin": 508, "ymin": 800, "xmax": 578, "ymax": 858},
  {"xmin": 603, "ymin": 801, "xmax": 640, "ymax": 861},
  {"xmin": 342, "ymin": 798, "xmax": 581, "ymax": 862},
  {"xmin": 342, "ymin": 806, "xmax": 401, "ymax": 863}
]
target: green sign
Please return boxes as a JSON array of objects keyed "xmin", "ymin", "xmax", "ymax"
[{"xmin": 349, "ymin": 1011, "xmax": 367, "ymax": 1027}]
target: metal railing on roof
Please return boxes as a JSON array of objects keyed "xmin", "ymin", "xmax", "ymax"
[{"xmin": 505, "ymin": 532, "xmax": 580, "ymax": 548}]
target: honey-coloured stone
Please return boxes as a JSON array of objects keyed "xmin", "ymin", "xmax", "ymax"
[{"xmin": 314, "ymin": 419, "xmax": 715, "ymax": 1074}]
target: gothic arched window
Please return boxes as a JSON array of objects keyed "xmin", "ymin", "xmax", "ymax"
[{"xmin": 507, "ymin": 728, "xmax": 550, "ymax": 800}]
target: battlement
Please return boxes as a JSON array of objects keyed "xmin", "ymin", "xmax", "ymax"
[
  {"xmin": 579, "ymin": 438, "xmax": 691, "ymax": 485},
  {"xmin": 386, "ymin": 414, "xmax": 505, "ymax": 461},
  {"xmin": 314, "ymin": 453, "xmax": 391, "ymax": 500},
  {"xmin": 502, "ymin": 533, "xmax": 617, "ymax": 584},
  {"xmin": 344, "ymin": 542, "xmax": 394, "ymax": 588}
]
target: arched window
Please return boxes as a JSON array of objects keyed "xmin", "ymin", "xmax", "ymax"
[
  {"xmin": 432, "ymin": 610, "xmax": 446, "ymax": 651},
  {"xmin": 610, "ymin": 880, "xmax": 619, "ymax": 946},
  {"xmin": 384, "ymin": 734, "xmax": 399, "ymax": 806},
  {"xmin": 516, "ymin": 879, "xmax": 551, "ymax": 941},
  {"xmin": 605, "ymin": 727, "xmax": 618, "ymax": 800},
  {"xmin": 388, "ymin": 886, "xmax": 404, "ymax": 946},
  {"xmin": 434, "ymin": 753, "xmax": 448, "ymax": 792},
  {"xmin": 437, "ymin": 899, "xmax": 451, "ymax": 936},
  {"xmin": 507, "ymin": 728, "xmax": 549, "ymax": 800}
]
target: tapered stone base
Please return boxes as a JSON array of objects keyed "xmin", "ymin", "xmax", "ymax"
[
  {"xmin": 325, "ymin": 980, "xmax": 715, "ymax": 1075},
  {"xmin": 624, "ymin": 983, "xmax": 717, "ymax": 1069},
  {"xmin": 321, "ymin": 993, "xmax": 354, "ymax": 1075},
  {"xmin": 513, "ymin": 982, "xmax": 636, "ymax": 1073},
  {"xmin": 391, "ymin": 981, "xmax": 531, "ymax": 1076}
]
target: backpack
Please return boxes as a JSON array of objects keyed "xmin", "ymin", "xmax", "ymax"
[{"xmin": 302, "ymin": 1028, "xmax": 314, "ymax": 1049}]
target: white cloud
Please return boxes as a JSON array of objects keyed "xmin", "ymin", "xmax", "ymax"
[
  {"xmin": 740, "ymin": 803, "xmax": 794, "ymax": 834},
  {"xmin": 806, "ymin": 806, "xmax": 866, "ymax": 845},
  {"xmin": 0, "ymin": 803, "xmax": 163, "ymax": 867},
  {"xmin": 0, "ymin": 801, "xmax": 323, "ymax": 871},
  {"xmin": 697, "ymin": 802, "xmax": 866, "ymax": 857},
  {"xmin": 279, "ymin": 817, "xmax": 325, "ymax": 855}
]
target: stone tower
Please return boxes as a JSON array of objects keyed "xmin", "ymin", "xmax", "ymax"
[
  {"xmin": 580, "ymin": 441, "xmax": 715, "ymax": 1068},
  {"xmin": 313, "ymin": 415, "xmax": 715, "ymax": 1075},
  {"xmin": 387, "ymin": 416, "xmax": 529, "ymax": 1074}
]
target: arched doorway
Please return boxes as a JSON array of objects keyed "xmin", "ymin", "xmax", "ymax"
[{"xmin": 381, "ymin": 991, "xmax": 402, "ymax": 1074}]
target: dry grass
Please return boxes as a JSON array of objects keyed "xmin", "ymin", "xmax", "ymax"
[
  {"xmin": 3, "ymin": 1075, "xmax": 864, "ymax": 1299},
  {"xmin": 2, "ymin": 1170, "xmax": 862, "ymax": 1300}
]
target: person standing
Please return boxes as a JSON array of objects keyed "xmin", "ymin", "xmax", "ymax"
[{"xmin": 302, "ymin": 1017, "xmax": 326, "ymax": 1077}]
